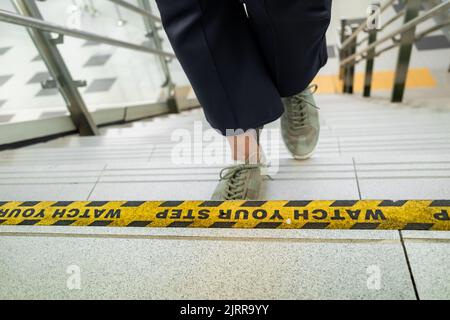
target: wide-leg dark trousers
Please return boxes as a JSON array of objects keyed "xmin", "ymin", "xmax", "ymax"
[{"xmin": 156, "ymin": 0, "xmax": 332, "ymax": 135}]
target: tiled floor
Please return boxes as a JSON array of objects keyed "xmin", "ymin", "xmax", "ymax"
[
  {"xmin": 82, "ymin": 40, "xmax": 101, "ymax": 47},
  {"xmin": 85, "ymin": 78, "xmax": 117, "ymax": 93},
  {"xmin": 416, "ymin": 35, "xmax": 450, "ymax": 51},
  {"xmin": 31, "ymin": 54, "xmax": 42, "ymax": 62},
  {"xmin": 27, "ymin": 71, "xmax": 51, "ymax": 84},
  {"xmin": 0, "ymin": 184, "xmax": 96, "ymax": 201},
  {"xmin": 39, "ymin": 111, "xmax": 69, "ymax": 119},
  {"xmin": 403, "ymin": 240, "xmax": 450, "ymax": 299},
  {"xmin": 83, "ymin": 54, "xmax": 112, "ymax": 67},
  {"xmin": 36, "ymin": 88, "xmax": 60, "ymax": 97},
  {"xmin": 0, "ymin": 47, "xmax": 11, "ymax": 55},
  {"xmin": 0, "ymin": 75, "xmax": 13, "ymax": 87},
  {"xmin": 402, "ymin": 231, "xmax": 450, "ymax": 299},
  {"xmin": 0, "ymin": 114, "xmax": 14, "ymax": 123},
  {"xmin": 0, "ymin": 230, "xmax": 415, "ymax": 299}
]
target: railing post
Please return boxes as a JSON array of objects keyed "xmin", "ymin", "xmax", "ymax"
[
  {"xmin": 13, "ymin": 0, "xmax": 99, "ymax": 136},
  {"xmin": 339, "ymin": 18, "xmax": 348, "ymax": 82},
  {"xmin": 391, "ymin": 0, "xmax": 421, "ymax": 103},
  {"xmin": 363, "ymin": 28, "xmax": 378, "ymax": 97},
  {"xmin": 137, "ymin": 0, "xmax": 178, "ymax": 113},
  {"xmin": 343, "ymin": 25, "xmax": 357, "ymax": 94}
]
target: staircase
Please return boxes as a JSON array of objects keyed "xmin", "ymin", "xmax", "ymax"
[{"xmin": 1, "ymin": 94, "xmax": 450, "ymax": 299}]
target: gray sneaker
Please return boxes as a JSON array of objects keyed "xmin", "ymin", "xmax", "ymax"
[
  {"xmin": 281, "ymin": 84, "xmax": 320, "ymax": 160},
  {"xmin": 211, "ymin": 164, "xmax": 263, "ymax": 200}
]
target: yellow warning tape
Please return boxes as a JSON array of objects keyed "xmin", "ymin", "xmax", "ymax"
[{"xmin": 0, "ymin": 200, "xmax": 449, "ymax": 230}]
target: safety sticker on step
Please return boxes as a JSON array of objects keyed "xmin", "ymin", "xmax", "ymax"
[{"xmin": 0, "ymin": 200, "xmax": 449, "ymax": 230}]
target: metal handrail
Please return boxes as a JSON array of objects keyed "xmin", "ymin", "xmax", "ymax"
[
  {"xmin": 339, "ymin": 0, "xmax": 450, "ymax": 103},
  {"xmin": 350, "ymin": 19, "xmax": 450, "ymax": 67},
  {"xmin": 340, "ymin": 0, "xmax": 450, "ymax": 67},
  {"xmin": 382, "ymin": 7, "xmax": 407, "ymax": 30},
  {"xmin": 0, "ymin": 9, "xmax": 175, "ymax": 59},
  {"xmin": 355, "ymin": 8, "xmax": 406, "ymax": 48},
  {"xmin": 362, "ymin": 19, "xmax": 450, "ymax": 60},
  {"xmin": 415, "ymin": 19, "xmax": 450, "ymax": 40},
  {"xmin": 107, "ymin": 0, "xmax": 161, "ymax": 23}
]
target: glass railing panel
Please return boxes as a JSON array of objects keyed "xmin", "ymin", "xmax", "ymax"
[
  {"xmin": 0, "ymin": 1, "xmax": 68, "ymax": 127},
  {"xmin": 35, "ymin": 0, "xmax": 170, "ymax": 112}
]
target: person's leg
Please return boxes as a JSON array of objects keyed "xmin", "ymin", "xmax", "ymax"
[
  {"xmin": 156, "ymin": 0, "xmax": 275, "ymax": 199},
  {"xmin": 227, "ymin": 129, "xmax": 263, "ymax": 164},
  {"xmin": 244, "ymin": 0, "xmax": 332, "ymax": 159},
  {"xmin": 155, "ymin": 0, "xmax": 283, "ymax": 136},
  {"xmin": 243, "ymin": 0, "xmax": 332, "ymax": 97},
  {"xmin": 156, "ymin": 0, "xmax": 332, "ymax": 198}
]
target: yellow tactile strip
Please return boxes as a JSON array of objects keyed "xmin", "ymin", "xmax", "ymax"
[
  {"xmin": 0, "ymin": 200, "xmax": 449, "ymax": 230},
  {"xmin": 313, "ymin": 68, "xmax": 437, "ymax": 94}
]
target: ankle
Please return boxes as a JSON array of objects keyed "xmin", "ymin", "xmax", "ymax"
[{"xmin": 227, "ymin": 129, "xmax": 265, "ymax": 164}]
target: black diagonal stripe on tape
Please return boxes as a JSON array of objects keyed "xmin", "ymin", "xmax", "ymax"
[
  {"xmin": 255, "ymin": 222, "xmax": 283, "ymax": 229},
  {"xmin": 159, "ymin": 201, "xmax": 184, "ymax": 207},
  {"xmin": 52, "ymin": 201, "xmax": 74, "ymax": 207},
  {"xmin": 18, "ymin": 220, "xmax": 40, "ymax": 226},
  {"xmin": 330, "ymin": 200, "xmax": 358, "ymax": 207},
  {"xmin": 199, "ymin": 201, "xmax": 224, "ymax": 207},
  {"xmin": 378, "ymin": 200, "xmax": 408, "ymax": 207},
  {"xmin": 302, "ymin": 222, "xmax": 330, "ymax": 229},
  {"xmin": 89, "ymin": 220, "xmax": 113, "ymax": 227},
  {"xmin": 241, "ymin": 201, "xmax": 267, "ymax": 207},
  {"xmin": 19, "ymin": 201, "xmax": 41, "ymax": 207},
  {"xmin": 430, "ymin": 200, "xmax": 450, "ymax": 207},
  {"xmin": 86, "ymin": 201, "xmax": 110, "ymax": 207},
  {"xmin": 0, "ymin": 219, "xmax": 6, "ymax": 224},
  {"xmin": 351, "ymin": 223, "xmax": 380, "ymax": 230},
  {"xmin": 403, "ymin": 223, "xmax": 434, "ymax": 230},
  {"xmin": 284, "ymin": 201, "xmax": 312, "ymax": 207},
  {"xmin": 53, "ymin": 220, "xmax": 76, "ymax": 226},
  {"xmin": 127, "ymin": 221, "xmax": 152, "ymax": 227},
  {"xmin": 167, "ymin": 221, "xmax": 193, "ymax": 228},
  {"xmin": 209, "ymin": 222, "xmax": 236, "ymax": 228},
  {"xmin": 0, "ymin": 201, "xmax": 9, "ymax": 207},
  {"xmin": 121, "ymin": 201, "xmax": 145, "ymax": 207}
]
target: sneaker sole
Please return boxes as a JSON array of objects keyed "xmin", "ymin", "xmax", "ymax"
[{"xmin": 293, "ymin": 149, "xmax": 315, "ymax": 160}]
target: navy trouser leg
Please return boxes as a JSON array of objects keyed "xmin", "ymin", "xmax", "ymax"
[
  {"xmin": 155, "ymin": 0, "xmax": 331, "ymax": 135},
  {"xmin": 245, "ymin": 0, "xmax": 332, "ymax": 97}
]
